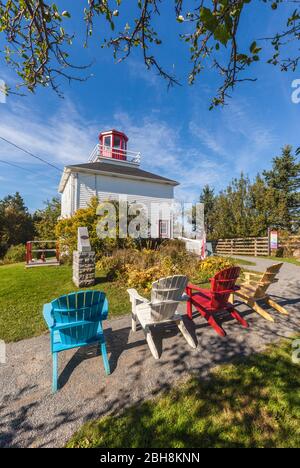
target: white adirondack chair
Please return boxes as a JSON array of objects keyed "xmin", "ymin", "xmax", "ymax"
[{"xmin": 127, "ymin": 275, "xmax": 197, "ymax": 359}]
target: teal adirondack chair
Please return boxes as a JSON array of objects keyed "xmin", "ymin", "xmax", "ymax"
[{"xmin": 43, "ymin": 290, "xmax": 110, "ymax": 392}]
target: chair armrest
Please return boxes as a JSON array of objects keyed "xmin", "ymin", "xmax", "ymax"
[
  {"xmin": 186, "ymin": 283, "xmax": 206, "ymax": 293},
  {"xmin": 243, "ymin": 271, "xmax": 262, "ymax": 285},
  {"xmin": 181, "ymin": 292, "xmax": 189, "ymax": 302},
  {"xmin": 43, "ymin": 303, "xmax": 54, "ymax": 330},
  {"xmin": 101, "ymin": 296, "xmax": 109, "ymax": 321},
  {"xmin": 127, "ymin": 288, "xmax": 149, "ymax": 305},
  {"xmin": 244, "ymin": 271, "xmax": 262, "ymax": 279}
]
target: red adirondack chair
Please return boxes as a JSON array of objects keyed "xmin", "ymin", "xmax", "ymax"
[{"xmin": 186, "ymin": 267, "xmax": 249, "ymax": 337}]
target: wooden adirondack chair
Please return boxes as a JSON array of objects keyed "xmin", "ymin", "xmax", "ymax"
[
  {"xmin": 235, "ymin": 263, "xmax": 288, "ymax": 322},
  {"xmin": 127, "ymin": 275, "xmax": 197, "ymax": 359},
  {"xmin": 43, "ymin": 290, "xmax": 110, "ymax": 392},
  {"xmin": 186, "ymin": 267, "xmax": 249, "ymax": 337}
]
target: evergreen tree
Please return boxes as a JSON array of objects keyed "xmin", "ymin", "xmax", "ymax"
[
  {"xmin": 263, "ymin": 145, "xmax": 300, "ymax": 231},
  {"xmin": 248, "ymin": 175, "xmax": 286, "ymax": 236},
  {"xmin": 0, "ymin": 192, "xmax": 35, "ymax": 257},
  {"xmin": 200, "ymin": 185, "xmax": 215, "ymax": 237}
]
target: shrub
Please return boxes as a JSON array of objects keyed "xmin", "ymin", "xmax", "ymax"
[
  {"xmin": 159, "ymin": 239, "xmax": 186, "ymax": 256},
  {"xmin": 126, "ymin": 265, "xmax": 162, "ymax": 291},
  {"xmin": 96, "ymin": 247, "xmax": 235, "ymax": 293},
  {"xmin": 3, "ymin": 244, "xmax": 25, "ymax": 264},
  {"xmin": 96, "ymin": 247, "xmax": 201, "ymax": 292},
  {"xmin": 56, "ymin": 197, "xmax": 134, "ymax": 259},
  {"xmin": 97, "ymin": 249, "xmax": 138, "ymax": 280},
  {"xmin": 194, "ymin": 256, "xmax": 236, "ymax": 283}
]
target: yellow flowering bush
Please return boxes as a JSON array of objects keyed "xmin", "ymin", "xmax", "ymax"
[
  {"xmin": 96, "ymin": 240, "xmax": 237, "ymax": 293},
  {"xmin": 194, "ymin": 256, "xmax": 236, "ymax": 283},
  {"xmin": 126, "ymin": 265, "xmax": 163, "ymax": 291}
]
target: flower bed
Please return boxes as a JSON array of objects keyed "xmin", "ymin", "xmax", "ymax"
[{"xmin": 97, "ymin": 241, "xmax": 236, "ymax": 292}]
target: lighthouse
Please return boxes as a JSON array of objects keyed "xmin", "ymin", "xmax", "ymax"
[
  {"xmin": 58, "ymin": 129, "xmax": 179, "ymax": 238},
  {"xmin": 99, "ymin": 129, "xmax": 128, "ymax": 161}
]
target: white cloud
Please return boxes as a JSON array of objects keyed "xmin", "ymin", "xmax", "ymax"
[
  {"xmin": 222, "ymin": 100, "xmax": 276, "ymax": 150},
  {"xmin": 0, "ymin": 99, "xmax": 101, "ymax": 168},
  {"xmin": 126, "ymin": 60, "xmax": 160, "ymax": 88},
  {"xmin": 188, "ymin": 98, "xmax": 277, "ymax": 177},
  {"xmin": 189, "ymin": 122, "xmax": 228, "ymax": 157}
]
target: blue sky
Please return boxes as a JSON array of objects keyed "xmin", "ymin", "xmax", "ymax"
[{"xmin": 0, "ymin": 1, "xmax": 299, "ymax": 212}]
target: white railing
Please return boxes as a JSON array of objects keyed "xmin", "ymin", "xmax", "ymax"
[{"xmin": 88, "ymin": 144, "xmax": 141, "ymax": 165}]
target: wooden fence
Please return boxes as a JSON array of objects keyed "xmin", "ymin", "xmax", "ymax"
[
  {"xmin": 279, "ymin": 235, "xmax": 300, "ymax": 252},
  {"xmin": 216, "ymin": 237, "xmax": 269, "ymax": 256},
  {"xmin": 216, "ymin": 235, "xmax": 300, "ymax": 257}
]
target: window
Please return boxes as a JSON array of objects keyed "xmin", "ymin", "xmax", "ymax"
[
  {"xmin": 114, "ymin": 135, "xmax": 122, "ymax": 148},
  {"xmin": 159, "ymin": 220, "xmax": 169, "ymax": 238},
  {"xmin": 104, "ymin": 135, "xmax": 111, "ymax": 148}
]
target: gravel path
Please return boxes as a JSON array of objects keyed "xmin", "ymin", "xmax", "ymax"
[{"xmin": 0, "ymin": 259, "xmax": 299, "ymax": 448}]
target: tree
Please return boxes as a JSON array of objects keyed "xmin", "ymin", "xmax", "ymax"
[
  {"xmin": 200, "ymin": 185, "xmax": 215, "ymax": 237},
  {"xmin": 263, "ymin": 145, "xmax": 300, "ymax": 231},
  {"xmin": 55, "ymin": 197, "xmax": 134, "ymax": 259},
  {"xmin": 1, "ymin": 1, "xmax": 300, "ymax": 107},
  {"xmin": 248, "ymin": 174, "xmax": 287, "ymax": 236},
  {"xmin": 34, "ymin": 197, "xmax": 61, "ymax": 240},
  {"xmin": 199, "ymin": 171, "xmax": 290, "ymax": 240},
  {"xmin": 0, "ymin": 192, "xmax": 35, "ymax": 257}
]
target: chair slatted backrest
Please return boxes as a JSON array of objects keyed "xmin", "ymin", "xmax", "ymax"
[
  {"xmin": 150, "ymin": 275, "xmax": 188, "ymax": 322},
  {"xmin": 51, "ymin": 290, "xmax": 108, "ymax": 346},
  {"xmin": 210, "ymin": 267, "xmax": 241, "ymax": 309},
  {"xmin": 254, "ymin": 263, "xmax": 283, "ymax": 299}
]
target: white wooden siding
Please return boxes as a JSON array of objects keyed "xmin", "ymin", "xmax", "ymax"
[
  {"xmin": 79, "ymin": 174, "xmax": 96, "ymax": 208},
  {"xmin": 61, "ymin": 175, "xmax": 73, "ymax": 217},
  {"xmin": 77, "ymin": 172, "xmax": 174, "ymax": 206}
]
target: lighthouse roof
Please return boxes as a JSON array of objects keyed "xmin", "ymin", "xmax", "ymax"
[
  {"xmin": 58, "ymin": 161, "xmax": 178, "ymax": 193},
  {"xmin": 69, "ymin": 161, "xmax": 178, "ymax": 185}
]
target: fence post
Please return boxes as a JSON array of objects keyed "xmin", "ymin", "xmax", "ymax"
[
  {"xmin": 267, "ymin": 228, "xmax": 271, "ymax": 256},
  {"xmin": 231, "ymin": 239, "xmax": 234, "ymax": 256},
  {"xmin": 254, "ymin": 238, "xmax": 257, "ymax": 257}
]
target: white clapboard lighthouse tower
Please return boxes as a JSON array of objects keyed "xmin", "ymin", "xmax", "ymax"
[{"xmin": 58, "ymin": 129, "xmax": 179, "ymax": 238}]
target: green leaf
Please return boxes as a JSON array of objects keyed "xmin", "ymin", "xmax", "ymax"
[
  {"xmin": 250, "ymin": 41, "xmax": 257, "ymax": 53},
  {"xmin": 214, "ymin": 25, "xmax": 230, "ymax": 46},
  {"xmin": 200, "ymin": 7, "xmax": 218, "ymax": 33},
  {"xmin": 250, "ymin": 41, "xmax": 262, "ymax": 55}
]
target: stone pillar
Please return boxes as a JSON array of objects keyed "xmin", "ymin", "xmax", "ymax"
[
  {"xmin": 73, "ymin": 251, "xmax": 96, "ymax": 288},
  {"xmin": 73, "ymin": 227, "xmax": 96, "ymax": 288}
]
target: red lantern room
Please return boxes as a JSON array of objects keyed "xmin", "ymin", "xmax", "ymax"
[{"xmin": 99, "ymin": 129, "xmax": 128, "ymax": 161}]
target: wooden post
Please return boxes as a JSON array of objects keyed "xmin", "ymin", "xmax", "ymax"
[
  {"xmin": 26, "ymin": 241, "xmax": 32, "ymax": 264},
  {"xmin": 56, "ymin": 242, "xmax": 60, "ymax": 262},
  {"xmin": 267, "ymin": 227, "xmax": 271, "ymax": 256},
  {"xmin": 254, "ymin": 238, "xmax": 257, "ymax": 257}
]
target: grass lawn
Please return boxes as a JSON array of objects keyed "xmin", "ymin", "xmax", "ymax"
[
  {"xmin": 0, "ymin": 260, "xmax": 252, "ymax": 343},
  {"xmin": 0, "ymin": 263, "xmax": 131, "ymax": 343},
  {"xmin": 67, "ymin": 339, "xmax": 300, "ymax": 449}
]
